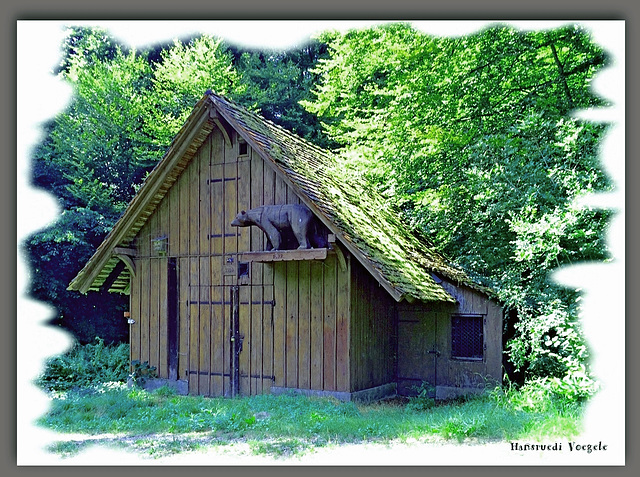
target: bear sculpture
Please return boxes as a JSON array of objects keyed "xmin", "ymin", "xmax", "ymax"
[{"xmin": 231, "ymin": 204, "xmax": 326, "ymax": 251}]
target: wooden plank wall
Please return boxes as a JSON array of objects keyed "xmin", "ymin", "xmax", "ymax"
[
  {"xmin": 271, "ymin": 252, "xmax": 350, "ymax": 393},
  {"xmin": 434, "ymin": 283, "xmax": 503, "ymax": 389},
  {"xmin": 129, "ymin": 126, "xmax": 352, "ymax": 397},
  {"xmin": 349, "ymin": 258, "xmax": 397, "ymax": 392}
]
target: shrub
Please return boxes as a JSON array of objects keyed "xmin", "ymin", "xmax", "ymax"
[
  {"xmin": 129, "ymin": 360, "xmax": 158, "ymax": 388},
  {"xmin": 36, "ymin": 338, "xmax": 130, "ymax": 392},
  {"xmin": 406, "ymin": 381, "xmax": 436, "ymax": 411}
]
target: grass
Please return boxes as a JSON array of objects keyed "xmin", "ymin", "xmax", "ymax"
[{"xmin": 36, "ymin": 382, "xmax": 586, "ymax": 460}]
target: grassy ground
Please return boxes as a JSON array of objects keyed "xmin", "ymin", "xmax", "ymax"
[{"xmin": 37, "ymin": 382, "xmax": 585, "ymax": 460}]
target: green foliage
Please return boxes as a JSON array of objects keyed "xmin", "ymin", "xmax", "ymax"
[
  {"xmin": 304, "ymin": 22, "xmax": 611, "ymax": 382},
  {"xmin": 406, "ymin": 381, "xmax": 436, "ymax": 411},
  {"xmin": 147, "ymin": 35, "xmax": 241, "ymax": 145},
  {"xmin": 129, "ymin": 360, "xmax": 158, "ymax": 388},
  {"xmin": 231, "ymin": 40, "xmax": 334, "ymax": 147},
  {"xmin": 36, "ymin": 338, "xmax": 130, "ymax": 392}
]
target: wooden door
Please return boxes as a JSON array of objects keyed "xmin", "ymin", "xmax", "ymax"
[
  {"xmin": 397, "ymin": 309, "xmax": 439, "ymax": 397},
  {"xmin": 234, "ymin": 283, "xmax": 276, "ymax": 397}
]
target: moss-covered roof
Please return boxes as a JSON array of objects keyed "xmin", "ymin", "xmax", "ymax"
[
  {"xmin": 70, "ymin": 92, "xmax": 491, "ymax": 302},
  {"xmin": 210, "ymin": 93, "xmax": 487, "ymax": 303}
]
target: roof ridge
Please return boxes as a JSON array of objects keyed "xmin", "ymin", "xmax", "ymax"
[{"xmin": 207, "ymin": 91, "xmax": 337, "ymax": 162}]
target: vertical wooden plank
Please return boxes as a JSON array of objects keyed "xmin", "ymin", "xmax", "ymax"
[
  {"xmin": 336, "ymin": 252, "xmax": 350, "ymax": 392},
  {"xmin": 250, "ymin": 279, "xmax": 262, "ymax": 395},
  {"xmin": 178, "ymin": 257, "xmax": 190, "ymax": 383},
  {"xmin": 167, "ymin": 171, "xmax": 180, "ymax": 256},
  {"xmin": 129, "ymin": 259, "xmax": 141, "ymax": 365},
  {"xmin": 222, "ymin": 285, "xmax": 232, "ymax": 396},
  {"xmin": 262, "ymin": 283, "xmax": 275, "ymax": 393},
  {"xmin": 275, "ymin": 173, "xmax": 288, "ymax": 205},
  {"xmin": 285, "ymin": 262, "xmax": 299, "ymax": 388},
  {"xmin": 139, "ymin": 259, "xmax": 150, "ymax": 365},
  {"xmin": 239, "ymin": 285, "xmax": 251, "ymax": 395},
  {"xmin": 310, "ymin": 261, "xmax": 324, "ymax": 390},
  {"xmin": 263, "ymin": 158, "xmax": 276, "ymax": 207},
  {"xmin": 210, "ymin": 285, "xmax": 224, "ymax": 396},
  {"xmin": 179, "ymin": 166, "xmax": 190, "ymax": 256},
  {"xmin": 149, "ymin": 259, "xmax": 160, "ymax": 373},
  {"xmin": 154, "ymin": 197, "xmax": 169, "ymax": 379},
  {"xmin": 435, "ymin": 308, "xmax": 449, "ymax": 390},
  {"xmin": 198, "ymin": 257, "xmax": 211, "ymax": 395},
  {"xmin": 297, "ymin": 261, "xmax": 311, "ymax": 389},
  {"xmin": 199, "ymin": 141, "xmax": 211, "ymax": 258},
  {"xmin": 349, "ymin": 267, "xmax": 359, "ymax": 390},
  {"xmin": 210, "ymin": 256, "xmax": 224, "ymax": 396},
  {"xmin": 158, "ymin": 257, "xmax": 168, "ymax": 378},
  {"xmin": 189, "ymin": 147, "xmax": 200, "ymax": 257},
  {"xmin": 188, "ymin": 257, "xmax": 200, "ymax": 395},
  {"xmin": 273, "ymin": 262, "xmax": 287, "ymax": 387},
  {"xmin": 137, "ymin": 218, "xmax": 150, "ymax": 258},
  {"xmin": 323, "ymin": 255, "xmax": 337, "ymax": 391}
]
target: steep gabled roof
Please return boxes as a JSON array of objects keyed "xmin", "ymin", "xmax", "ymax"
[{"xmin": 69, "ymin": 92, "xmax": 488, "ymax": 302}]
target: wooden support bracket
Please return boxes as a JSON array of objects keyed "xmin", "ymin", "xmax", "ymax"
[
  {"xmin": 210, "ymin": 108, "xmax": 233, "ymax": 147},
  {"xmin": 114, "ymin": 250, "xmax": 136, "ymax": 279}
]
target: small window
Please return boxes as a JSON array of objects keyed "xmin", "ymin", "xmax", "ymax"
[
  {"xmin": 451, "ymin": 314, "xmax": 484, "ymax": 360},
  {"xmin": 238, "ymin": 138, "xmax": 248, "ymax": 156},
  {"xmin": 238, "ymin": 262, "xmax": 250, "ymax": 279}
]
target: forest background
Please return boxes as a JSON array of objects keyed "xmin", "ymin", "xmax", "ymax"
[{"xmin": 16, "ymin": 20, "xmax": 625, "ymax": 462}]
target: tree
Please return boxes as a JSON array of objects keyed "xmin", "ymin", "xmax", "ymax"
[
  {"xmin": 27, "ymin": 28, "xmax": 241, "ymax": 343},
  {"xmin": 303, "ymin": 23, "xmax": 611, "ymax": 384},
  {"xmin": 145, "ymin": 34, "xmax": 242, "ymax": 146},
  {"xmin": 229, "ymin": 40, "xmax": 334, "ymax": 148}
]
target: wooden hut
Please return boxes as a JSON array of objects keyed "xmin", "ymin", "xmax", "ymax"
[{"xmin": 69, "ymin": 92, "xmax": 504, "ymax": 401}]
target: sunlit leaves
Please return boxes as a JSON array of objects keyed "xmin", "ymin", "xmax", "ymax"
[
  {"xmin": 304, "ymin": 22, "xmax": 610, "ymax": 381},
  {"xmin": 148, "ymin": 35, "xmax": 241, "ymax": 144}
]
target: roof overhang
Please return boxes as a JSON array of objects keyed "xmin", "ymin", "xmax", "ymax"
[{"xmin": 68, "ymin": 96, "xmax": 217, "ymax": 294}]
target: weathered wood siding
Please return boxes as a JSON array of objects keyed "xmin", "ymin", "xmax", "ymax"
[
  {"xmin": 436, "ymin": 280, "xmax": 503, "ymax": 396},
  {"xmin": 349, "ymin": 257, "xmax": 397, "ymax": 392},
  {"xmin": 128, "ymin": 122, "xmax": 503, "ymax": 400},
  {"xmin": 396, "ymin": 278, "xmax": 503, "ymax": 398},
  {"xmin": 129, "ymin": 127, "xmax": 352, "ymax": 396}
]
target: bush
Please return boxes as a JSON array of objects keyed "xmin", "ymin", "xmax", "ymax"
[
  {"xmin": 36, "ymin": 338, "xmax": 130, "ymax": 392},
  {"xmin": 406, "ymin": 381, "xmax": 436, "ymax": 411},
  {"xmin": 489, "ymin": 369, "xmax": 596, "ymax": 414}
]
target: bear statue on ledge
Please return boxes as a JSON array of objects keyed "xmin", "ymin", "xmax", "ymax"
[{"xmin": 231, "ymin": 204, "xmax": 327, "ymax": 251}]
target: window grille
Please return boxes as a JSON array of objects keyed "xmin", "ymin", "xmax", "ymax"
[{"xmin": 451, "ymin": 314, "xmax": 484, "ymax": 359}]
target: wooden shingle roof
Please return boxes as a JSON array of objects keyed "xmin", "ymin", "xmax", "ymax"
[{"xmin": 69, "ymin": 92, "xmax": 489, "ymax": 302}]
